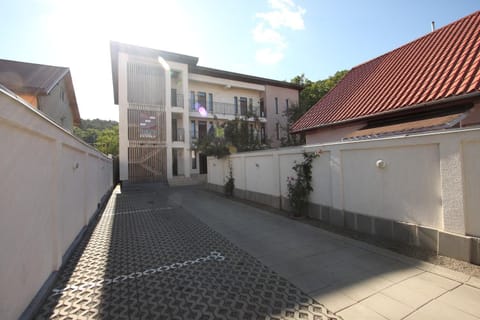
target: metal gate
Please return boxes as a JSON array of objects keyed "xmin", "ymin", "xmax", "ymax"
[{"xmin": 128, "ymin": 145, "xmax": 166, "ymax": 182}]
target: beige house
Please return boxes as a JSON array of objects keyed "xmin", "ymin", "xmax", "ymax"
[
  {"xmin": 110, "ymin": 41, "xmax": 300, "ymax": 184},
  {"xmin": 0, "ymin": 59, "xmax": 80, "ymax": 131}
]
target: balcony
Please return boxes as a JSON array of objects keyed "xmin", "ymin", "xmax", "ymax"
[
  {"xmin": 172, "ymin": 127, "xmax": 185, "ymax": 142},
  {"xmin": 171, "ymin": 92, "xmax": 184, "ymax": 108},
  {"xmin": 189, "ymin": 101, "xmax": 265, "ymax": 118}
]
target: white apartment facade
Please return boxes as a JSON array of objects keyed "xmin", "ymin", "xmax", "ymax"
[{"xmin": 110, "ymin": 41, "xmax": 301, "ymax": 184}]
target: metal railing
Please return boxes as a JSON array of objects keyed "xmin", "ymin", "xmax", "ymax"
[
  {"xmin": 172, "ymin": 128, "xmax": 185, "ymax": 142},
  {"xmin": 171, "ymin": 93, "xmax": 184, "ymax": 108},
  {"xmin": 189, "ymin": 100, "xmax": 264, "ymax": 117}
]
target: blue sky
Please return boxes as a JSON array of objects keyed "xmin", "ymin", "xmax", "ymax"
[{"xmin": 0, "ymin": 0, "xmax": 478, "ymax": 121}]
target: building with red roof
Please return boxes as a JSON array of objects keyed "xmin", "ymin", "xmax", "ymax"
[{"xmin": 291, "ymin": 11, "xmax": 480, "ymax": 143}]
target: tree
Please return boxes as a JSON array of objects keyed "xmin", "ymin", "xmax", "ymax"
[
  {"xmin": 282, "ymin": 70, "xmax": 349, "ymax": 146},
  {"xmin": 95, "ymin": 125, "xmax": 119, "ymax": 155},
  {"xmin": 73, "ymin": 118, "xmax": 119, "ymax": 155},
  {"xmin": 197, "ymin": 113, "xmax": 269, "ymax": 158}
]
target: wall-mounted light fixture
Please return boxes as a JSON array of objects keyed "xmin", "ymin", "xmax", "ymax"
[
  {"xmin": 73, "ymin": 162, "xmax": 79, "ymax": 170},
  {"xmin": 376, "ymin": 159, "xmax": 386, "ymax": 169}
]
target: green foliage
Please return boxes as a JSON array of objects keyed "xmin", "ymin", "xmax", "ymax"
[
  {"xmin": 291, "ymin": 70, "xmax": 348, "ymax": 110},
  {"xmin": 286, "ymin": 151, "xmax": 320, "ymax": 217},
  {"xmin": 95, "ymin": 125, "xmax": 119, "ymax": 155},
  {"xmin": 73, "ymin": 118, "xmax": 119, "ymax": 155},
  {"xmin": 197, "ymin": 114, "xmax": 269, "ymax": 158},
  {"xmin": 79, "ymin": 118, "xmax": 119, "ymax": 131},
  {"xmin": 197, "ymin": 135, "xmax": 230, "ymax": 159},
  {"xmin": 224, "ymin": 161, "xmax": 234, "ymax": 197},
  {"xmin": 283, "ymin": 70, "xmax": 348, "ymax": 147}
]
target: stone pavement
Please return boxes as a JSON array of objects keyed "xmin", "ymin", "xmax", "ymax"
[
  {"xmin": 35, "ymin": 184, "xmax": 339, "ymax": 319},
  {"xmin": 35, "ymin": 184, "xmax": 480, "ymax": 319}
]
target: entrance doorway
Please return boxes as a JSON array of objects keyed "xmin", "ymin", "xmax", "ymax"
[{"xmin": 199, "ymin": 153, "xmax": 207, "ymax": 174}]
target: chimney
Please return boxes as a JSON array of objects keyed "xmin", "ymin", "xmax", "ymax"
[{"xmin": 431, "ymin": 21, "xmax": 436, "ymax": 32}]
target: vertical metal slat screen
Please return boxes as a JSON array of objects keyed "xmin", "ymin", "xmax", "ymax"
[{"xmin": 126, "ymin": 62, "xmax": 167, "ymax": 182}]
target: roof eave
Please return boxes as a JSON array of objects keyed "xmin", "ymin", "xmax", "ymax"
[{"xmin": 291, "ymin": 91, "xmax": 480, "ymax": 134}]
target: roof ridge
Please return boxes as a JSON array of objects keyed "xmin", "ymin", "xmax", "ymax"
[{"xmin": 347, "ymin": 11, "xmax": 480, "ymax": 73}]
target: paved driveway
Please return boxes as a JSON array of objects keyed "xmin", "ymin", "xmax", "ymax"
[{"xmin": 36, "ymin": 184, "xmax": 480, "ymax": 319}]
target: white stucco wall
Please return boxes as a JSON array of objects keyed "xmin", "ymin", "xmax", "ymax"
[
  {"xmin": 342, "ymin": 144, "xmax": 441, "ymax": 227},
  {"xmin": 207, "ymin": 127, "xmax": 480, "ymax": 237},
  {"xmin": 0, "ymin": 90, "xmax": 113, "ymax": 320},
  {"xmin": 305, "ymin": 122, "xmax": 366, "ymax": 144},
  {"xmin": 462, "ymin": 141, "xmax": 480, "ymax": 236}
]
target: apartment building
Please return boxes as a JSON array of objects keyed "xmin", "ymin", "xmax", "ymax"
[{"xmin": 110, "ymin": 41, "xmax": 301, "ymax": 184}]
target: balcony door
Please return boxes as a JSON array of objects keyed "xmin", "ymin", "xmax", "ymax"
[{"xmin": 198, "ymin": 121, "xmax": 207, "ymax": 140}]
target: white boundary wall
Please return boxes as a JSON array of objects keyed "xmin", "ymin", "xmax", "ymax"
[
  {"xmin": 0, "ymin": 89, "xmax": 113, "ymax": 319},
  {"xmin": 208, "ymin": 127, "xmax": 480, "ymax": 238}
]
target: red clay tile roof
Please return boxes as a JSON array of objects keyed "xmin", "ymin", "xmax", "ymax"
[{"xmin": 291, "ymin": 11, "xmax": 480, "ymax": 133}]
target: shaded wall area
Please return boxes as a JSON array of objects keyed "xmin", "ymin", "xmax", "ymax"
[
  {"xmin": 0, "ymin": 89, "xmax": 113, "ymax": 320},
  {"xmin": 207, "ymin": 127, "xmax": 480, "ymax": 265}
]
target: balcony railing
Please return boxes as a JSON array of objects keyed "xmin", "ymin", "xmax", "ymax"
[
  {"xmin": 189, "ymin": 101, "xmax": 264, "ymax": 117},
  {"xmin": 171, "ymin": 93, "xmax": 184, "ymax": 108},
  {"xmin": 172, "ymin": 128, "xmax": 185, "ymax": 142}
]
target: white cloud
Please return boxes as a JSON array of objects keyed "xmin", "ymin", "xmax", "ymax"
[
  {"xmin": 255, "ymin": 48, "xmax": 284, "ymax": 65},
  {"xmin": 253, "ymin": 0, "xmax": 305, "ymax": 65},
  {"xmin": 252, "ymin": 23, "xmax": 286, "ymax": 47},
  {"xmin": 256, "ymin": 0, "xmax": 306, "ymax": 30}
]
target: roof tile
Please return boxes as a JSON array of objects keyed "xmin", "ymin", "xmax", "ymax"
[{"xmin": 292, "ymin": 11, "xmax": 480, "ymax": 133}]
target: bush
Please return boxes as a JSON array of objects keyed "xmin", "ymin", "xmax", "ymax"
[{"xmin": 286, "ymin": 151, "xmax": 320, "ymax": 217}]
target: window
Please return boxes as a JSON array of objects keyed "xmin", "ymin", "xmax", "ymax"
[
  {"xmin": 171, "ymin": 88, "xmax": 177, "ymax": 107},
  {"xmin": 260, "ymin": 98, "xmax": 266, "ymax": 117},
  {"xmin": 234, "ymin": 96, "xmax": 238, "ymax": 114},
  {"xmin": 190, "ymin": 91, "xmax": 195, "ymax": 111},
  {"xmin": 276, "ymin": 122, "xmax": 280, "ymax": 140},
  {"xmin": 240, "ymin": 97, "xmax": 247, "ymax": 115},
  {"xmin": 260, "ymin": 124, "xmax": 266, "ymax": 143},
  {"xmin": 197, "ymin": 92, "xmax": 206, "ymax": 109},
  {"xmin": 208, "ymin": 121, "xmax": 214, "ymax": 136},
  {"xmin": 275, "ymin": 97, "xmax": 278, "ymax": 114},
  {"xmin": 208, "ymin": 93, "xmax": 213, "ymax": 112},
  {"xmin": 249, "ymin": 98, "xmax": 253, "ymax": 113},
  {"xmin": 190, "ymin": 120, "xmax": 196, "ymax": 139},
  {"xmin": 191, "ymin": 150, "xmax": 197, "ymax": 170},
  {"xmin": 286, "ymin": 99, "xmax": 289, "ymax": 111}
]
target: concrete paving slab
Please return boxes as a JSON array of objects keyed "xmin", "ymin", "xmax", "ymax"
[
  {"xmin": 467, "ymin": 276, "xmax": 480, "ymax": 289},
  {"xmin": 437, "ymin": 284, "xmax": 480, "ymax": 318},
  {"xmin": 289, "ymin": 271, "xmax": 331, "ymax": 293},
  {"xmin": 309, "ymin": 288, "xmax": 356, "ymax": 313},
  {"xmin": 359, "ymin": 293, "xmax": 414, "ymax": 320},
  {"xmin": 404, "ymin": 299, "xmax": 479, "ymax": 320},
  {"xmin": 378, "ymin": 267, "xmax": 425, "ymax": 284},
  {"xmin": 414, "ymin": 272, "xmax": 460, "ymax": 290},
  {"xmin": 378, "ymin": 272, "xmax": 462, "ymax": 314},
  {"xmin": 381, "ymin": 281, "xmax": 441, "ymax": 309},
  {"xmin": 337, "ymin": 276, "xmax": 394, "ymax": 301},
  {"xmin": 338, "ymin": 303, "xmax": 388, "ymax": 320}
]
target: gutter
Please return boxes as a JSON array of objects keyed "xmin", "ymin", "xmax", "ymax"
[{"xmin": 291, "ymin": 91, "xmax": 480, "ymax": 134}]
